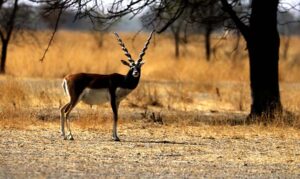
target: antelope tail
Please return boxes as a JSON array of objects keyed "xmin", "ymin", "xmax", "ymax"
[{"xmin": 62, "ymin": 79, "xmax": 70, "ymax": 96}]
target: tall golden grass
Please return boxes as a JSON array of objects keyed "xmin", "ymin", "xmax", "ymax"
[
  {"xmin": 1, "ymin": 31, "xmax": 300, "ymax": 128},
  {"xmin": 5, "ymin": 31, "xmax": 300, "ymax": 82},
  {"xmin": 5, "ymin": 31, "xmax": 251, "ymax": 81}
]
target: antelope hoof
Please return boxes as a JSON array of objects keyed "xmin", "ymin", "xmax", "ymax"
[
  {"xmin": 68, "ymin": 135, "xmax": 74, "ymax": 140},
  {"xmin": 112, "ymin": 136, "xmax": 120, "ymax": 142},
  {"xmin": 66, "ymin": 134, "xmax": 74, "ymax": 140}
]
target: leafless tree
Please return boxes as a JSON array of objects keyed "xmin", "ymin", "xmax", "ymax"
[
  {"xmin": 0, "ymin": 0, "xmax": 39, "ymax": 73},
  {"xmin": 0, "ymin": 0, "xmax": 19, "ymax": 74}
]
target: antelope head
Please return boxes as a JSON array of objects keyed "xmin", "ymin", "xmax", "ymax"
[{"xmin": 114, "ymin": 31, "xmax": 154, "ymax": 78}]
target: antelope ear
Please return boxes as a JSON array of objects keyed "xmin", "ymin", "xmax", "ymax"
[
  {"xmin": 121, "ymin": 60, "xmax": 130, "ymax": 67},
  {"xmin": 139, "ymin": 60, "xmax": 145, "ymax": 66}
]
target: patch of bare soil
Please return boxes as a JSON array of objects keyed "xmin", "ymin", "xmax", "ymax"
[{"xmin": 0, "ymin": 118, "xmax": 300, "ymax": 178}]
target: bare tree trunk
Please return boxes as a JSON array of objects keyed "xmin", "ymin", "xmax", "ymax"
[
  {"xmin": 247, "ymin": 0, "xmax": 282, "ymax": 117},
  {"xmin": 170, "ymin": 22, "xmax": 183, "ymax": 59},
  {"xmin": 98, "ymin": 32, "xmax": 104, "ymax": 47},
  {"xmin": 282, "ymin": 35, "xmax": 290, "ymax": 60},
  {"xmin": 204, "ymin": 25, "xmax": 212, "ymax": 61},
  {"xmin": 0, "ymin": 40, "xmax": 8, "ymax": 74},
  {"xmin": 174, "ymin": 31, "xmax": 180, "ymax": 58}
]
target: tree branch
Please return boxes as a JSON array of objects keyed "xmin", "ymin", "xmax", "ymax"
[
  {"xmin": 220, "ymin": 0, "xmax": 249, "ymax": 40},
  {"xmin": 5, "ymin": 0, "xmax": 19, "ymax": 42},
  {"xmin": 0, "ymin": 30, "xmax": 4, "ymax": 42},
  {"xmin": 156, "ymin": 0, "xmax": 187, "ymax": 33},
  {"xmin": 39, "ymin": 7, "xmax": 63, "ymax": 62}
]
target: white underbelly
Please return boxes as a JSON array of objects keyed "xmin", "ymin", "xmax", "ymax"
[
  {"xmin": 116, "ymin": 88, "xmax": 132, "ymax": 101},
  {"xmin": 79, "ymin": 87, "xmax": 133, "ymax": 105},
  {"xmin": 80, "ymin": 88, "xmax": 110, "ymax": 105}
]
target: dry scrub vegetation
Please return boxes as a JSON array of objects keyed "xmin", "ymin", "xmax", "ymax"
[{"xmin": 0, "ymin": 31, "xmax": 300, "ymax": 177}]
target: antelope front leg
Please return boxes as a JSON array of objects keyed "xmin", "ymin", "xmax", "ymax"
[{"xmin": 111, "ymin": 99, "xmax": 120, "ymax": 141}]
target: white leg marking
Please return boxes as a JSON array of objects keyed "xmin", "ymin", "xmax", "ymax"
[
  {"xmin": 65, "ymin": 109, "xmax": 74, "ymax": 140},
  {"xmin": 60, "ymin": 105, "xmax": 66, "ymax": 137}
]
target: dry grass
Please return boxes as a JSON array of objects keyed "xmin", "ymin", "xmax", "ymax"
[
  {"xmin": 1, "ymin": 31, "xmax": 300, "ymax": 122},
  {"xmin": 1, "ymin": 31, "xmax": 300, "ymax": 177},
  {"xmin": 1, "ymin": 31, "xmax": 300, "ymax": 124},
  {"xmin": 5, "ymin": 32, "xmax": 300, "ymax": 82},
  {"xmin": 6, "ymin": 31, "xmax": 251, "ymax": 81}
]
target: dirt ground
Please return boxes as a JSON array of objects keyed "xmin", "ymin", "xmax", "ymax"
[{"xmin": 1, "ymin": 111, "xmax": 300, "ymax": 178}]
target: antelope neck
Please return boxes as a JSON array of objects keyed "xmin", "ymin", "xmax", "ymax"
[{"xmin": 122, "ymin": 70, "xmax": 140, "ymax": 89}]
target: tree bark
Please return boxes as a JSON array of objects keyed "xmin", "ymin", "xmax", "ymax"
[
  {"xmin": 0, "ymin": 40, "xmax": 8, "ymax": 74},
  {"xmin": 247, "ymin": 0, "xmax": 282, "ymax": 117},
  {"xmin": 282, "ymin": 35, "xmax": 290, "ymax": 60},
  {"xmin": 174, "ymin": 32, "xmax": 180, "ymax": 58},
  {"xmin": 204, "ymin": 24, "xmax": 212, "ymax": 61}
]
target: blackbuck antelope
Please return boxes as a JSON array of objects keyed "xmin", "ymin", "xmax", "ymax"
[{"xmin": 60, "ymin": 31, "xmax": 154, "ymax": 141}]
